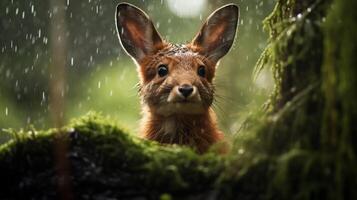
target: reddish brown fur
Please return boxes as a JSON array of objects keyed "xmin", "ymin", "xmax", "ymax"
[
  {"xmin": 116, "ymin": 3, "xmax": 239, "ymax": 153},
  {"xmin": 141, "ymin": 108, "xmax": 223, "ymax": 154},
  {"xmin": 137, "ymin": 44, "xmax": 224, "ymax": 153}
]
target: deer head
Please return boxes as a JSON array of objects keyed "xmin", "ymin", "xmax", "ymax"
[{"xmin": 115, "ymin": 3, "xmax": 239, "ymax": 117}]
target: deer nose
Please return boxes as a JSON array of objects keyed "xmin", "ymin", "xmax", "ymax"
[{"xmin": 178, "ymin": 84, "xmax": 194, "ymax": 98}]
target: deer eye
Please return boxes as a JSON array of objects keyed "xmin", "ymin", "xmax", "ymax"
[
  {"xmin": 197, "ymin": 65, "xmax": 206, "ymax": 77},
  {"xmin": 157, "ymin": 64, "xmax": 168, "ymax": 77}
]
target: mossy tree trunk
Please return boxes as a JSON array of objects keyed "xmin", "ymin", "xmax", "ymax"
[
  {"xmin": 247, "ymin": 0, "xmax": 357, "ymax": 198},
  {"xmin": 253, "ymin": 0, "xmax": 329, "ymax": 154}
]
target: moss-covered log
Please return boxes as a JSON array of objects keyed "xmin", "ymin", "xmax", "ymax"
[
  {"xmin": 0, "ymin": 114, "xmax": 225, "ymax": 199},
  {"xmin": 1, "ymin": 0, "xmax": 356, "ymax": 199}
]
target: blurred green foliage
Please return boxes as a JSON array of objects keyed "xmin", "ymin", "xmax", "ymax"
[
  {"xmin": 67, "ymin": 59, "xmax": 141, "ymax": 131},
  {"xmin": 0, "ymin": 0, "xmax": 275, "ymax": 143}
]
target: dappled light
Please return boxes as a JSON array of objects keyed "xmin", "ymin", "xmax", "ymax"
[{"xmin": 167, "ymin": 0, "xmax": 207, "ymax": 18}]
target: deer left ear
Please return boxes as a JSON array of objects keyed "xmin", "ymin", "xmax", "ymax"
[
  {"xmin": 191, "ymin": 4, "xmax": 239, "ymax": 63},
  {"xmin": 116, "ymin": 3, "xmax": 164, "ymax": 62}
]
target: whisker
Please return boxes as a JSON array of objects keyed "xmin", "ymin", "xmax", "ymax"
[{"xmin": 212, "ymin": 102, "xmax": 225, "ymax": 112}]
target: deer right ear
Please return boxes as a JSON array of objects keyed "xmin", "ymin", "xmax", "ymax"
[
  {"xmin": 191, "ymin": 4, "xmax": 239, "ymax": 63},
  {"xmin": 115, "ymin": 3, "xmax": 164, "ymax": 62}
]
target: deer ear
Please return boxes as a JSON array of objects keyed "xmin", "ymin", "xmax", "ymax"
[
  {"xmin": 191, "ymin": 4, "xmax": 239, "ymax": 63},
  {"xmin": 116, "ymin": 3, "xmax": 164, "ymax": 62}
]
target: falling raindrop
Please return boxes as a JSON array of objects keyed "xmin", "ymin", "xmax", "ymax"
[
  {"xmin": 5, "ymin": 69, "xmax": 10, "ymax": 78},
  {"xmin": 297, "ymin": 13, "xmax": 302, "ymax": 19},
  {"xmin": 43, "ymin": 37, "xmax": 48, "ymax": 44}
]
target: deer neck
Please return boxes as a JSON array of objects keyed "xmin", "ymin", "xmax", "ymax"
[{"xmin": 140, "ymin": 108, "xmax": 222, "ymax": 153}]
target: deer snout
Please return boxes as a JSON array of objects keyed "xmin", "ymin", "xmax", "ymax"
[
  {"xmin": 167, "ymin": 84, "xmax": 201, "ymax": 103},
  {"xmin": 178, "ymin": 84, "xmax": 194, "ymax": 98}
]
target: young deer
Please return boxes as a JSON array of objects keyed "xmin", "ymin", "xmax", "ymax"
[{"xmin": 115, "ymin": 3, "xmax": 239, "ymax": 153}]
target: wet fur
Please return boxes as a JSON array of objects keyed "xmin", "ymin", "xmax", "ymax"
[
  {"xmin": 141, "ymin": 108, "xmax": 223, "ymax": 153},
  {"xmin": 138, "ymin": 44, "xmax": 222, "ymax": 153},
  {"xmin": 116, "ymin": 3, "xmax": 239, "ymax": 153}
]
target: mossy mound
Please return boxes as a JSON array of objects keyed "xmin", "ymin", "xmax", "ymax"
[
  {"xmin": 0, "ymin": 114, "xmax": 229, "ymax": 199},
  {"xmin": 1, "ymin": 114, "xmax": 356, "ymax": 200},
  {"xmin": 0, "ymin": 114, "xmax": 225, "ymax": 199}
]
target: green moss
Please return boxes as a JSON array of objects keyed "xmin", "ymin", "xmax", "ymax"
[
  {"xmin": 0, "ymin": 113, "xmax": 226, "ymax": 199},
  {"xmin": 250, "ymin": 0, "xmax": 329, "ymax": 157},
  {"xmin": 321, "ymin": 0, "xmax": 357, "ymax": 198},
  {"xmin": 238, "ymin": 0, "xmax": 357, "ymax": 199},
  {"xmin": 322, "ymin": 0, "xmax": 357, "ymax": 153},
  {"xmin": 255, "ymin": 0, "xmax": 328, "ymax": 110},
  {"xmin": 2, "ymin": 111, "xmax": 353, "ymax": 199}
]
